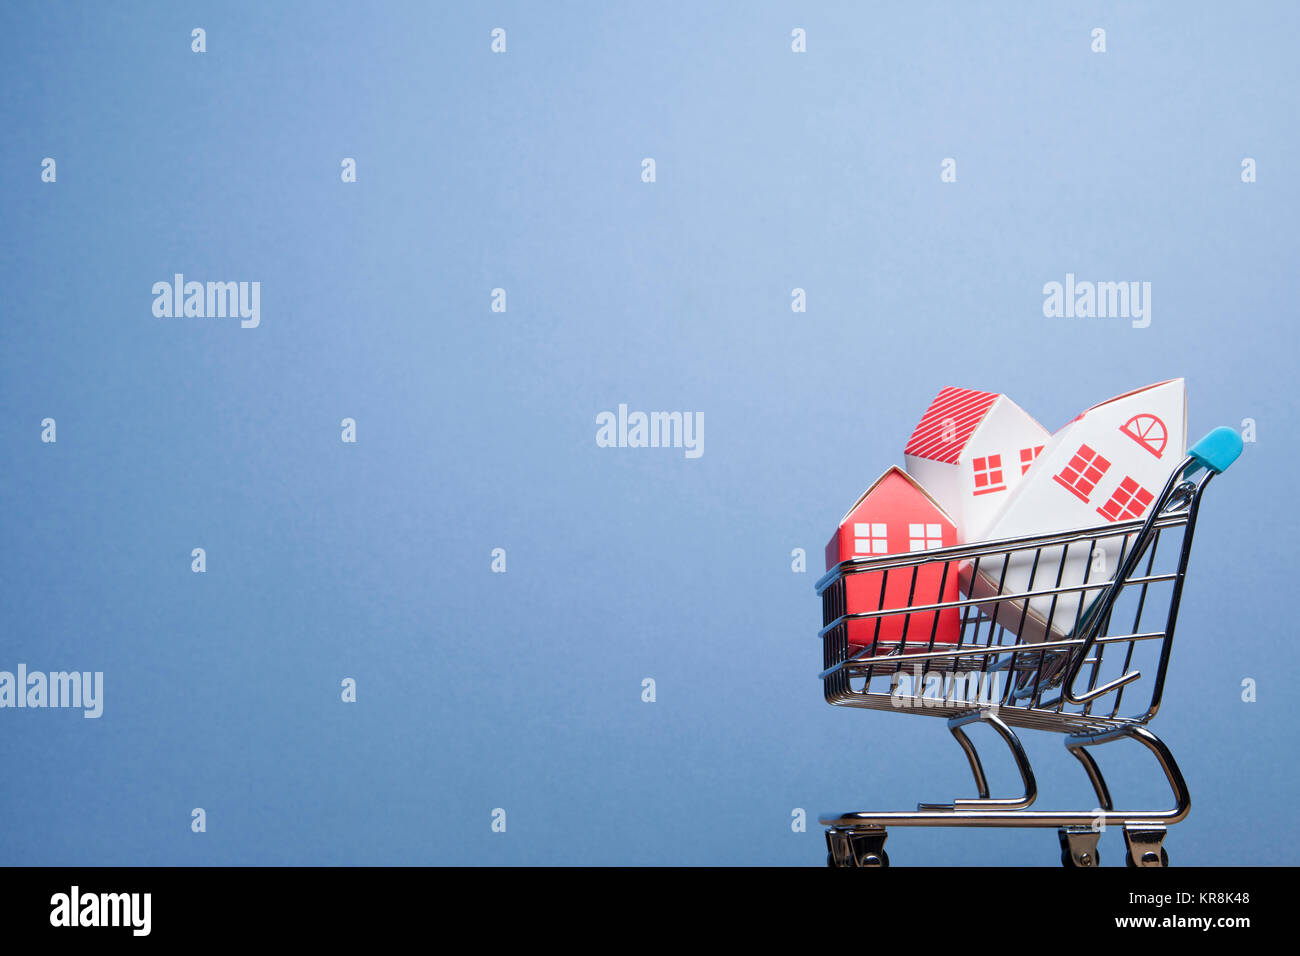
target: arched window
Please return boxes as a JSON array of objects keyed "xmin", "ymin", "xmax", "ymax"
[{"xmin": 1119, "ymin": 414, "xmax": 1168, "ymax": 459}]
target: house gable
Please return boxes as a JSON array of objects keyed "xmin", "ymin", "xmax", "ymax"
[
  {"xmin": 904, "ymin": 386, "xmax": 999, "ymax": 464},
  {"xmin": 980, "ymin": 379, "xmax": 1188, "ymax": 540},
  {"xmin": 829, "ymin": 467, "xmax": 956, "ymax": 567},
  {"xmin": 1082, "ymin": 378, "xmax": 1178, "ymax": 413},
  {"xmin": 905, "ymin": 389, "xmax": 1051, "ymax": 544}
]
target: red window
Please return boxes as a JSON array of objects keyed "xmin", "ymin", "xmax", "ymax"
[
  {"xmin": 1053, "ymin": 444, "xmax": 1112, "ymax": 503},
  {"xmin": 972, "ymin": 454, "xmax": 1006, "ymax": 496},
  {"xmin": 1097, "ymin": 476, "xmax": 1155, "ymax": 522},
  {"xmin": 1019, "ymin": 444, "xmax": 1044, "ymax": 475}
]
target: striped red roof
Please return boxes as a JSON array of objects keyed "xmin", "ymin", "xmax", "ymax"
[{"xmin": 904, "ymin": 387, "xmax": 999, "ymax": 464}]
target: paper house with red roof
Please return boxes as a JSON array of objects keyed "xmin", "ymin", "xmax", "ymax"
[
  {"xmin": 825, "ymin": 466, "xmax": 962, "ymax": 654},
  {"xmin": 904, "ymin": 387, "xmax": 1051, "ymax": 544},
  {"xmin": 963, "ymin": 379, "xmax": 1188, "ymax": 642}
]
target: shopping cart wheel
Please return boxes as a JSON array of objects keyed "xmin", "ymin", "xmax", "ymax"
[
  {"xmin": 1058, "ymin": 827, "xmax": 1101, "ymax": 867},
  {"xmin": 1122, "ymin": 826, "xmax": 1170, "ymax": 867},
  {"xmin": 826, "ymin": 827, "xmax": 889, "ymax": 867},
  {"xmin": 826, "ymin": 850, "xmax": 889, "ymax": 867},
  {"xmin": 1125, "ymin": 848, "xmax": 1169, "ymax": 868},
  {"xmin": 828, "ymin": 850, "xmax": 890, "ymax": 867},
  {"xmin": 1060, "ymin": 847, "xmax": 1100, "ymax": 867}
]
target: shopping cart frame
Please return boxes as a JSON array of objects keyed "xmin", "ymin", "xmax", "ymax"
[{"xmin": 816, "ymin": 427, "xmax": 1242, "ymax": 867}]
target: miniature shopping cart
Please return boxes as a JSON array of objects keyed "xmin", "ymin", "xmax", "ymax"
[{"xmin": 816, "ymin": 427, "xmax": 1242, "ymax": 867}]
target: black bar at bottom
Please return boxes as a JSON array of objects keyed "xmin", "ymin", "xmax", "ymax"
[{"xmin": 0, "ymin": 865, "xmax": 1274, "ymax": 941}]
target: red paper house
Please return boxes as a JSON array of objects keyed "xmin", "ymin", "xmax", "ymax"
[{"xmin": 825, "ymin": 467, "xmax": 962, "ymax": 654}]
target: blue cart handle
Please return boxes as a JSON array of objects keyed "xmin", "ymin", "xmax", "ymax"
[{"xmin": 1186, "ymin": 426, "xmax": 1243, "ymax": 475}]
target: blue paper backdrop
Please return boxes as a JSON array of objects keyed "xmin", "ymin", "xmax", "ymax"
[{"xmin": 1, "ymin": 2, "xmax": 1294, "ymax": 865}]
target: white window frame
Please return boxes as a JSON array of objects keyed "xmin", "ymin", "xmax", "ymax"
[
  {"xmin": 853, "ymin": 522, "xmax": 889, "ymax": 555},
  {"xmin": 908, "ymin": 523, "xmax": 943, "ymax": 551}
]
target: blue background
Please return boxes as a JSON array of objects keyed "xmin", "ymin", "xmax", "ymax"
[{"xmin": 1, "ymin": 2, "xmax": 1293, "ymax": 865}]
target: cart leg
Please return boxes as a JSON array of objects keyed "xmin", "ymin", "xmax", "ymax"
[
  {"xmin": 1058, "ymin": 827, "xmax": 1102, "ymax": 868},
  {"xmin": 947, "ymin": 721, "xmax": 991, "ymax": 801},
  {"xmin": 917, "ymin": 709, "xmax": 1037, "ymax": 811},
  {"xmin": 1123, "ymin": 825, "xmax": 1170, "ymax": 868},
  {"xmin": 825, "ymin": 827, "xmax": 889, "ymax": 868},
  {"xmin": 1064, "ymin": 725, "xmax": 1191, "ymax": 826},
  {"xmin": 1066, "ymin": 740, "xmax": 1114, "ymax": 812}
]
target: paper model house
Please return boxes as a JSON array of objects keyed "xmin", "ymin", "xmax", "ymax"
[
  {"xmin": 962, "ymin": 379, "xmax": 1189, "ymax": 642},
  {"xmin": 825, "ymin": 466, "xmax": 962, "ymax": 654},
  {"xmin": 904, "ymin": 387, "xmax": 1051, "ymax": 543}
]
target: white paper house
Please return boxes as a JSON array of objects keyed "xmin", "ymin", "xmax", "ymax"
[
  {"xmin": 904, "ymin": 386, "xmax": 1051, "ymax": 544},
  {"xmin": 963, "ymin": 378, "xmax": 1189, "ymax": 643}
]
